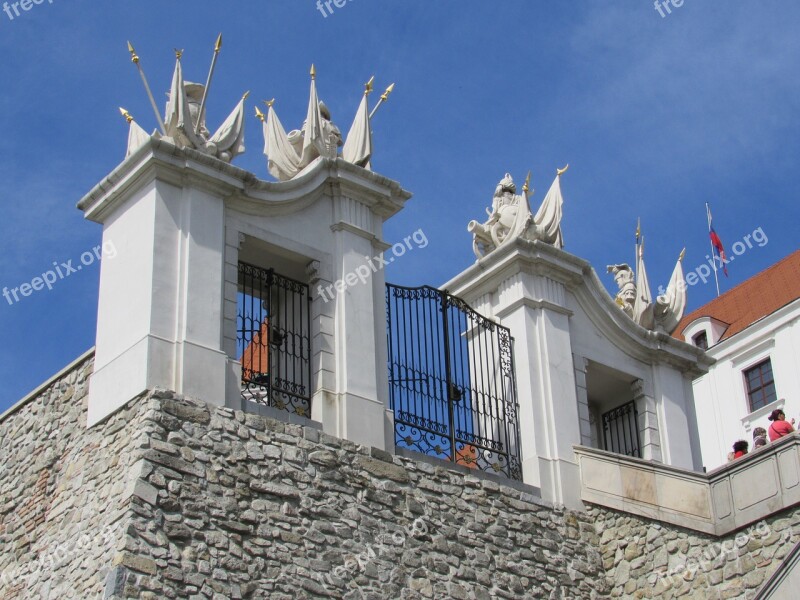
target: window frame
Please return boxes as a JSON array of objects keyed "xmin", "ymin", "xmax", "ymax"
[{"xmin": 743, "ymin": 358, "xmax": 777, "ymax": 413}]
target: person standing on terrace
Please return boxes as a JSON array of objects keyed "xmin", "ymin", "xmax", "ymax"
[{"xmin": 767, "ymin": 409, "xmax": 795, "ymax": 442}]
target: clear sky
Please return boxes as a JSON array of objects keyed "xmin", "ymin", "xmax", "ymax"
[{"xmin": 1, "ymin": 1, "xmax": 798, "ymax": 413}]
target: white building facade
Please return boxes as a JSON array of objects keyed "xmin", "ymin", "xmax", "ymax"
[{"xmin": 675, "ymin": 250, "xmax": 800, "ymax": 470}]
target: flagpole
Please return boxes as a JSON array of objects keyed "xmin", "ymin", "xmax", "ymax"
[
  {"xmin": 706, "ymin": 202, "xmax": 721, "ymax": 297},
  {"xmin": 127, "ymin": 42, "xmax": 167, "ymax": 135},
  {"xmin": 196, "ymin": 34, "xmax": 223, "ymax": 136}
]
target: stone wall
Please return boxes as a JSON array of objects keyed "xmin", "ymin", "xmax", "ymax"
[
  {"xmin": 1, "ymin": 356, "xmax": 607, "ymax": 599},
  {"xmin": 0, "ymin": 351, "xmax": 146, "ymax": 599},
  {"xmin": 3, "ymin": 353, "xmax": 800, "ymax": 599},
  {"xmin": 589, "ymin": 504, "xmax": 800, "ymax": 599},
  {"xmin": 115, "ymin": 390, "xmax": 607, "ymax": 599}
]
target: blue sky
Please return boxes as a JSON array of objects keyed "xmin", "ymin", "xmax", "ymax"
[{"xmin": 1, "ymin": 1, "xmax": 798, "ymax": 412}]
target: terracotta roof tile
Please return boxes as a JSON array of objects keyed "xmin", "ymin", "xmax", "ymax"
[{"xmin": 672, "ymin": 250, "xmax": 800, "ymax": 343}]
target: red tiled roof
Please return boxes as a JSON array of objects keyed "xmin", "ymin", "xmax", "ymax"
[{"xmin": 672, "ymin": 250, "xmax": 800, "ymax": 343}]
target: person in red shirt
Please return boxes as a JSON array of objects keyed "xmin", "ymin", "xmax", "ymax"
[
  {"xmin": 767, "ymin": 409, "xmax": 795, "ymax": 441},
  {"xmin": 732, "ymin": 440, "xmax": 749, "ymax": 459}
]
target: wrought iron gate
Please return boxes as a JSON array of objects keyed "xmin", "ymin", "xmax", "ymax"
[
  {"xmin": 237, "ymin": 262, "xmax": 312, "ymax": 418},
  {"xmin": 386, "ymin": 283, "xmax": 521, "ymax": 480},
  {"xmin": 601, "ymin": 400, "xmax": 641, "ymax": 458}
]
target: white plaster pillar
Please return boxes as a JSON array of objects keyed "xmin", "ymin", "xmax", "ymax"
[
  {"xmin": 632, "ymin": 378, "xmax": 663, "ymax": 462},
  {"xmin": 83, "ymin": 171, "xmax": 228, "ymax": 427},
  {"xmin": 652, "ymin": 364, "xmax": 697, "ymax": 469},
  {"xmin": 491, "ymin": 269, "xmax": 584, "ymax": 508},
  {"xmin": 574, "ymin": 356, "xmax": 593, "ymax": 447},
  {"xmin": 328, "ymin": 194, "xmax": 390, "ymax": 450}
]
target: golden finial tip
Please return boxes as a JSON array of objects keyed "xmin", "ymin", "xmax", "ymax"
[
  {"xmin": 215, "ymin": 33, "xmax": 223, "ymax": 52},
  {"xmin": 174, "ymin": 48, "xmax": 183, "ymax": 60},
  {"xmin": 557, "ymin": 164, "xmax": 569, "ymax": 177},
  {"xmin": 679, "ymin": 248, "xmax": 686, "ymax": 262},
  {"xmin": 127, "ymin": 41, "xmax": 139, "ymax": 63},
  {"xmin": 254, "ymin": 107, "xmax": 265, "ymax": 122},
  {"xmin": 118, "ymin": 107, "xmax": 134, "ymax": 123},
  {"xmin": 310, "ymin": 64, "xmax": 316, "ymax": 79},
  {"xmin": 380, "ymin": 83, "xmax": 395, "ymax": 102},
  {"xmin": 365, "ymin": 75, "xmax": 375, "ymax": 95},
  {"xmin": 242, "ymin": 90, "xmax": 250, "ymax": 101},
  {"xmin": 264, "ymin": 98, "xmax": 275, "ymax": 108},
  {"xmin": 523, "ymin": 170, "xmax": 532, "ymax": 193}
]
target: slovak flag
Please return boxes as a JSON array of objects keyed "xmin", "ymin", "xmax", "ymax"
[{"xmin": 708, "ymin": 210, "xmax": 728, "ymax": 276}]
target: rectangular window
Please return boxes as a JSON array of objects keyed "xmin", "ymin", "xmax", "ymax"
[{"xmin": 744, "ymin": 359, "xmax": 777, "ymax": 412}]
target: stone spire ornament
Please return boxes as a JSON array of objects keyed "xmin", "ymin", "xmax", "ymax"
[{"xmin": 468, "ymin": 167, "xmax": 568, "ymax": 260}]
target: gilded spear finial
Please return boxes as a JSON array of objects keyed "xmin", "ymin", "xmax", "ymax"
[
  {"xmin": 369, "ymin": 83, "xmax": 396, "ymax": 119},
  {"xmin": 214, "ymin": 33, "xmax": 223, "ymax": 53},
  {"xmin": 242, "ymin": 90, "xmax": 250, "ymax": 101},
  {"xmin": 127, "ymin": 41, "xmax": 139, "ymax": 64},
  {"xmin": 119, "ymin": 107, "xmax": 134, "ymax": 124},
  {"xmin": 679, "ymin": 248, "xmax": 686, "ymax": 262},
  {"xmin": 264, "ymin": 98, "xmax": 275, "ymax": 108},
  {"xmin": 381, "ymin": 82, "xmax": 395, "ymax": 102},
  {"xmin": 523, "ymin": 171, "xmax": 532, "ymax": 195},
  {"xmin": 310, "ymin": 64, "xmax": 316, "ymax": 80},
  {"xmin": 174, "ymin": 49, "xmax": 184, "ymax": 60},
  {"xmin": 557, "ymin": 164, "xmax": 569, "ymax": 177},
  {"xmin": 365, "ymin": 75, "xmax": 375, "ymax": 96},
  {"xmin": 255, "ymin": 107, "xmax": 265, "ymax": 122}
]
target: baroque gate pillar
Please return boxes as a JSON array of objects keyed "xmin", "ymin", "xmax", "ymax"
[
  {"xmin": 79, "ymin": 141, "xmax": 411, "ymax": 448},
  {"xmin": 444, "ymin": 239, "xmax": 586, "ymax": 509}
]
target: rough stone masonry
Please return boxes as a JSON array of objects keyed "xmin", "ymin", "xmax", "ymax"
[{"xmin": 1, "ymin": 354, "xmax": 799, "ymax": 599}]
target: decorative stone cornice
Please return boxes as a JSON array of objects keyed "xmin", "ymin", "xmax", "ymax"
[
  {"xmin": 78, "ymin": 138, "xmax": 411, "ymax": 224},
  {"xmin": 442, "ymin": 238, "xmax": 712, "ymax": 377}
]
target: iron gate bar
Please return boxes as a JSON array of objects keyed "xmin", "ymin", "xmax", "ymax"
[
  {"xmin": 237, "ymin": 262, "xmax": 312, "ymax": 418},
  {"xmin": 386, "ymin": 283, "xmax": 522, "ymax": 480},
  {"xmin": 601, "ymin": 400, "xmax": 641, "ymax": 458}
]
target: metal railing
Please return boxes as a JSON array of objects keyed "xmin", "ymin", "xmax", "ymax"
[
  {"xmin": 237, "ymin": 262, "xmax": 312, "ymax": 418},
  {"xmin": 601, "ymin": 400, "xmax": 641, "ymax": 458},
  {"xmin": 386, "ymin": 283, "xmax": 522, "ymax": 480}
]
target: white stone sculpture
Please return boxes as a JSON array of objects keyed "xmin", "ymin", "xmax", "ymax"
[
  {"xmin": 118, "ymin": 108, "xmax": 157, "ymax": 158},
  {"xmin": 606, "ymin": 264, "xmax": 636, "ymax": 318},
  {"xmin": 468, "ymin": 167, "xmax": 567, "ymax": 260},
  {"xmin": 163, "ymin": 55, "xmax": 247, "ymax": 163},
  {"xmin": 608, "ymin": 225, "xmax": 687, "ymax": 335},
  {"xmin": 258, "ymin": 70, "xmax": 393, "ymax": 182},
  {"xmin": 125, "ymin": 39, "xmax": 247, "ymax": 164}
]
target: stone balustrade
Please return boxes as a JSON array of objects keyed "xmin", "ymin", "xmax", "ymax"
[{"xmin": 575, "ymin": 433, "xmax": 800, "ymax": 536}]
